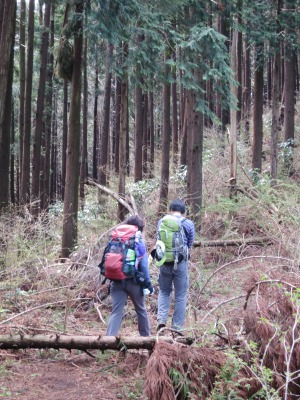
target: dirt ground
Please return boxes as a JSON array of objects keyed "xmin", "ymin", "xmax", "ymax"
[{"xmin": 0, "ymin": 348, "xmax": 149, "ymax": 399}]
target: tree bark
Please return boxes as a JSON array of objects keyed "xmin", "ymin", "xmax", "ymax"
[
  {"xmin": 117, "ymin": 43, "xmax": 129, "ymax": 221},
  {"xmin": 158, "ymin": 52, "xmax": 171, "ymax": 215},
  {"xmin": 0, "ymin": 0, "xmax": 16, "ymax": 210},
  {"xmin": 0, "ymin": 334, "xmax": 193, "ymax": 351},
  {"xmin": 31, "ymin": 0, "xmax": 51, "ymax": 214},
  {"xmin": 270, "ymin": 0, "xmax": 282, "ymax": 182},
  {"xmin": 18, "ymin": 0, "xmax": 26, "ymax": 194},
  {"xmin": 20, "ymin": 0, "xmax": 35, "ymax": 204},
  {"xmin": 134, "ymin": 59, "xmax": 144, "ymax": 182},
  {"xmin": 283, "ymin": 0, "xmax": 296, "ymax": 175},
  {"xmin": 148, "ymin": 92, "xmax": 155, "ymax": 178},
  {"xmin": 80, "ymin": 26, "xmax": 88, "ymax": 206},
  {"xmin": 251, "ymin": 44, "xmax": 264, "ymax": 173},
  {"xmin": 114, "ymin": 76, "xmax": 121, "ymax": 174},
  {"xmin": 98, "ymin": 42, "xmax": 113, "ymax": 186},
  {"xmin": 142, "ymin": 92, "xmax": 148, "ymax": 177},
  {"xmin": 93, "ymin": 62, "xmax": 99, "ymax": 180},
  {"xmin": 40, "ymin": 4, "xmax": 54, "ymax": 211},
  {"xmin": 61, "ymin": 1, "xmax": 83, "ymax": 258}
]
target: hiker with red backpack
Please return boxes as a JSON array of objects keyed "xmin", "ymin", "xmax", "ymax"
[
  {"xmin": 154, "ymin": 199, "xmax": 195, "ymax": 333},
  {"xmin": 99, "ymin": 215, "xmax": 153, "ymax": 336}
]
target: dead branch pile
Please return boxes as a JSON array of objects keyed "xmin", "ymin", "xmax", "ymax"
[
  {"xmin": 144, "ymin": 341, "xmax": 259, "ymax": 400},
  {"xmin": 241, "ymin": 269, "xmax": 300, "ymax": 398}
]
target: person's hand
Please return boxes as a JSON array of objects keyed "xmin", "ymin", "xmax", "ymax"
[{"xmin": 145, "ymin": 281, "xmax": 154, "ymax": 295}]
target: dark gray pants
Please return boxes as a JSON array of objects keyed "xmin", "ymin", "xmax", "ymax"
[{"xmin": 106, "ymin": 279, "xmax": 150, "ymax": 336}]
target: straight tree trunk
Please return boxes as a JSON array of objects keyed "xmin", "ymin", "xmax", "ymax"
[
  {"xmin": 180, "ymin": 95, "xmax": 188, "ymax": 166},
  {"xmin": 114, "ymin": 76, "xmax": 121, "ymax": 174},
  {"xmin": 252, "ymin": 45, "xmax": 264, "ymax": 173},
  {"xmin": 171, "ymin": 53, "xmax": 179, "ymax": 168},
  {"xmin": 142, "ymin": 92, "xmax": 148, "ymax": 177},
  {"xmin": 61, "ymin": 1, "xmax": 83, "ymax": 259},
  {"xmin": 18, "ymin": 0, "xmax": 26, "ymax": 194},
  {"xmin": 10, "ymin": 106, "xmax": 15, "ymax": 204},
  {"xmin": 148, "ymin": 91, "xmax": 155, "ymax": 178},
  {"xmin": 117, "ymin": 43, "xmax": 129, "ymax": 221},
  {"xmin": 20, "ymin": 0, "xmax": 35, "ymax": 204},
  {"xmin": 93, "ymin": 63, "xmax": 99, "ymax": 180},
  {"xmin": 40, "ymin": 4, "xmax": 54, "ymax": 211},
  {"xmin": 50, "ymin": 93, "xmax": 57, "ymax": 202},
  {"xmin": 98, "ymin": 42, "xmax": 113, "ymax": 186},
  {"xmin": 242, "ymin": 34, "xmax": 251, "ymax": 144},
  {"xmin": 283, "ymin": 0, "xmax": 296, "ymax": 175},
  {"xmin": 0, "ymin": 0, "xmax": 16, "ymax": 209},
  {"xmin": 230, "ymin": 27, "xmax": 238, "ymax": 195},
  {"xmin": 134, "ymin": 64, "xmax": 144, "ymax": 182},
  {"xmin": 80, "ymin": 27, "xmax": 88, "ymax": 206},
  {"xmin": 188, "ymin": 67, "xmax": 203, "ymax": 226},
  {"xmin": 270, "ymin": 0, "xmax": 282, "ymax": 182},
  {"xmin": 158, "ymin": 53, "xmax": 171, "ymax": 214},
  {"xmin": 31, "ymin": 0, "xmax": 51, "ymax": 215},
  {"xmin": 0, "ymin": 2, "xmax": 15, "ymax": 210},
  {"xmin": 61, "ymin": 80, "xmax": 68, "ymax": 201}
]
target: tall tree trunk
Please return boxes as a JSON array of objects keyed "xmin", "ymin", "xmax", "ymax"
[
  {"xmin": 61, "ymin": 1, "xmax": 83, "ymax": 259},
  {"xmin": 0, "ymin": 0, "xmax": 16, "ymax": 210},
  {"xmin": 93, "ymin": 63, "xmax": 99, "ymax": 180},
  {"xmin": 283, "ymin": 0, "xmax": 296, "ymax": 175},
  {"xmin": 270, "ymin": 0, "xmax": 282, "ymax": 182},
  {"xmin": 98, "ymin": 42, "xmax": 113, "ymax": 186},
  {"xmin": 252, "ymin": 45, "xmax": 264, "ymax": 173},
  {"xmin": 188, "ymin": 67, "xmax": 203, "ymax": 227},
  {"xmin": 117, "ymin": 43, "xmax": 128, "ymax": 221},
  {"xmin": 40, "ymin": 4, "xmax": 54, "ymax": 211},
  {"xmin": 114, "ymin": 76, "xmax": 121, "ymax": 174},
  {"xmin": 230, "ymin": 26, "xmax": 238, "ymax": 196},
  {"xmin": 80, "ymin": 27, "xmax": 88, "ymax": 207},
  {"xmin": 148, "ymin": 91, "xmax": 154, "ymax": 178},
  {"xmin": 18, "ymin": 0, "xmax": 26, "ymax": 196},
  {"xmin": 171, "ymin": 52, "xmax": 179, "ymax": 169},
  {"xmin": 158, "ymin": 54, "xmax": 171, "ymax": 215},
  {"xmin": 50, "ymin": 93, "xmax": 57, "ymax": 203},
  {"xmin": 134, "ymin": 64, "xmax": 144, "ymax": 182},
  {"xmin": 61, "ymin": 80, "xmax": 68, "ymax": 201},
  {"xmin": 20, "ymin": 0, "xmax": 35, "ymax": 204},
  {"xmin": 31, "ymin": 0, "xmax": 51, "ymax": 215},
  {"xmin": 10, "ymin": 105, "xmax": 15, "ymax": 204},
  {"xmin": 142, "ymin": 93, "xmax": 148, "ymax": 177},
  {"xmin": 0, "ymin": 1, "xmax": 16, "ymax": 210},
  {"xmin": 180, "ymin": 95, "xmax": 188, "ymax": 167},
  {"xmin": 242, "ymin": 34, "xmax": 251, "ymax": 144}
]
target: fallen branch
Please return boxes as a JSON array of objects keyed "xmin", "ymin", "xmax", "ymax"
[
  {"xmin": 0, "ymin": 334, "xmax": 194, "ymax": 351},
  {"xmin": 86, "ymin": 179, "xmax": 135, "ymax": 215},
  {"xmin": 194, "ymin": 236, "xmax": 272, "ymax": 248}
]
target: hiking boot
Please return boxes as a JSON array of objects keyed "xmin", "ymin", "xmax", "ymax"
[{"xmin": 156, "ymin": 323, "xmax": 166, "ymax": 332}]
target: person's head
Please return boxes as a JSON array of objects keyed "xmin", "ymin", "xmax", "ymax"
[
  {"xmin": 125, "ymin": 215, "xmax": 145, "ymax": 232},
  {"xmin": 169, "ymin": 199, "xmax": 186, "ymax": 215}
]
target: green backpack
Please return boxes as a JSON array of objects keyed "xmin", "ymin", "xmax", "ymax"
[{"xmin": 157, "ymin": 215, "xmax": 187, "ymax": 266}]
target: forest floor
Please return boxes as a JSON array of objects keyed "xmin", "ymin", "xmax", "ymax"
[{"xmin": 0, "ymin": 238, "xmax": 278, "ymax": 400}]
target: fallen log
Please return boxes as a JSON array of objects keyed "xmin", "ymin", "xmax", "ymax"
[
  {"xmin": 193, "ymin": 236, "xmax": 272, "ymax": 248},
  {"xmin": 0, "ymin": 334, "xmax": 194, "ymax": 351}
]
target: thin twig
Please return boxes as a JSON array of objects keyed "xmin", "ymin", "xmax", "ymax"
[{"xmin": 0, "ymin": 297, "xmax": 92, "ymax": 325}]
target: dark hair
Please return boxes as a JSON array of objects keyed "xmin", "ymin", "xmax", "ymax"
[
  {"xmin": 125, "ymin": 215, "xmax": 145, "ymax": 232},
  {"xmin": 169, "ymin": 199, "xmax": 186, "ymax": 214}
]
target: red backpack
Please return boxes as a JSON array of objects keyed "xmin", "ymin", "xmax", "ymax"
[{"xmin": 99, "ymin": 224, "xmax": 138, "ymax": 281}]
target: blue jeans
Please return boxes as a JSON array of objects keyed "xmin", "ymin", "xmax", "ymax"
[
  {"xmin": 157, "ymin": 260, "xmax": 189, "ymax": 330},
  {"xmin": 106, "ymin": 279, "xmax": 150, "ymax": 336}
]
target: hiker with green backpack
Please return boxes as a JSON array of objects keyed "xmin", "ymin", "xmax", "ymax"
[{"xmin": 154, "ymin": 199, "xmax": 195, "ymax": 333}]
